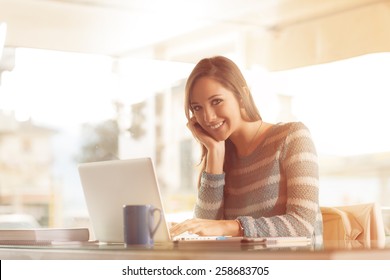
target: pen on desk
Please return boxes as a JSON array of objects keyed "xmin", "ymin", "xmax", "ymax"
[{"xmin": 215, "ymin": 236, "xmax": 227, "ymax": 240}]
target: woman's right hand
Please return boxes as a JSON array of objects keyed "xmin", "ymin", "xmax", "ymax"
[
  {"xmin": 187, "ymin": 117, "xmax": 225, "ymax": 174},
  {"xmin": 187, "ymin": 117, "xmax": 219, "ymax": 149}
]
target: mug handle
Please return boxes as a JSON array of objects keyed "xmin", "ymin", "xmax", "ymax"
[{"xmin": 149, "ymin": 207, "xmax": 162, "ymax": 238}]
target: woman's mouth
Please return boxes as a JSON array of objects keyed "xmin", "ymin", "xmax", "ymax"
[{"xmin": 208, "ymin": 121, "xmax": 224, "ymax": 130}]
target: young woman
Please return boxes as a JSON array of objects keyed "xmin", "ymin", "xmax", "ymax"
[{"xmin": 170, "ymin": 56, "xmax": 323, "ymax": 245}]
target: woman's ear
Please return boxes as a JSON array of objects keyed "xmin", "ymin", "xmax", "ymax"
[
  {"xmin": 240, "ymin": 87, "xmax": 251, "ymax": 121},
  {"xmin": 242, "ymin": 86, "xmax": 250, "ymax": 96},
  {"xmin": 239, "ymin": 86, "xmax": 250, "ymax": 107},
  {"xmin": 239, "ymin": 97, "xmax": 245, "ymax": 108}
]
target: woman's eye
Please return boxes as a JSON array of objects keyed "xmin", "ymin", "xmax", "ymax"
[
  {"xmin": 212, "ymin": 99, "xmax": 222, "ymax": 105},
  {"xmin": 192, "ymin": 105, "xmax": 201, "ymax": 111}
]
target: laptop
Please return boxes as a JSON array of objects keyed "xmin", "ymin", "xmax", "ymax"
[{"xmin": 78, "ymin": 157, "xmax": 171, "ymax": 244}]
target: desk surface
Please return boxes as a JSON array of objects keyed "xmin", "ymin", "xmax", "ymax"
[{"xmin": 1, "ymin": 238, "xmax": 390, "ymax": 260}]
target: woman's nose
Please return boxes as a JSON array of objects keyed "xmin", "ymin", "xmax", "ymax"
[{"xmin": 203, "ymin": 107, "xmax": 216, "ymax": 123}]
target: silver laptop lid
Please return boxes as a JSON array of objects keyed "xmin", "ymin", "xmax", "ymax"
[{"xmin": 78, "ymin": 158, "xmax": 171, "ymax": 243}]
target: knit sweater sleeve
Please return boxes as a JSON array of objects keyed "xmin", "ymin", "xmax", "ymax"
[
  {"xmin": 194, "ymin": 171, "xmax": 225, "ymax": 219},
  {"xmin": 237, "ymin": 123, "xmax": 320, "ymax": 238}
]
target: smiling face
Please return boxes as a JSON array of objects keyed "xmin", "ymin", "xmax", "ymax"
[{"xmin": 190, "ymin": 77, "xmax": 244, "ymax": 141}]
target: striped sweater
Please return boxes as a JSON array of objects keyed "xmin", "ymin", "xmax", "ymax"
[{"xmin": 194, "ymin": 122, "xmax": 323, "ymax": 246}]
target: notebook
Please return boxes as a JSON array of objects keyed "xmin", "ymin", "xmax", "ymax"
[
  {"xmin": 0, "ymin": 228, "xmax": 90, "ymax": 245},
  {"xmin": 78, "ymin": 158, "xmax": 172, "ymax": 244}
]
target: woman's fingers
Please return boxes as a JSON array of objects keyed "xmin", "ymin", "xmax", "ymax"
[
  {"xmin": 170, "ymin": 219, "xmax": 190, "ymax": 236},
  {"xmin": 170, "ymin": 218, "xmax": 201, "ymax": 237},
  {"xmin": 169, "ymin": 218, "xmax": 225, "ymax": 237}
]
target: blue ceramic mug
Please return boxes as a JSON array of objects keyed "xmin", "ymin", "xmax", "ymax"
[{"xmin": 123, "ymin": 204, "xmax": 162, "ymax": 246}]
